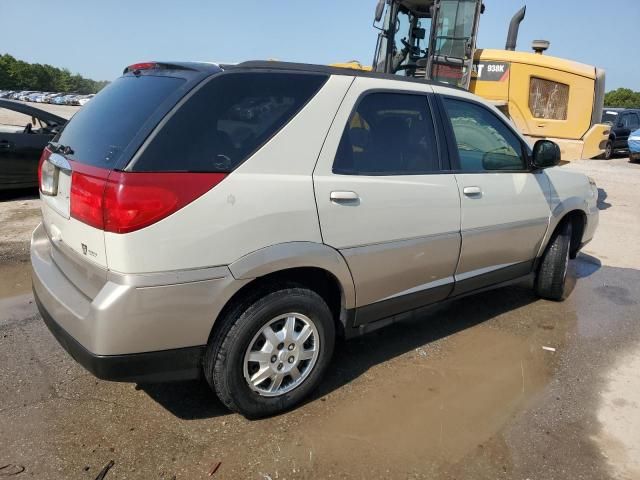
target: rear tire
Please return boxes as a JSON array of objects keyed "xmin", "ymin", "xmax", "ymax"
[
  {"xmin": 535, "ymin": 221, "xmax": 572, "ymax": 301},
  {"xmin": 204, "ymin": 286, "xmax": 335, "ymax": 419}
]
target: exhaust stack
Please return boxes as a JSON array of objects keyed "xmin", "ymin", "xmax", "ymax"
[{"xmin": 505, "ymin": 6, "xmax": 526, "ymax": 51}]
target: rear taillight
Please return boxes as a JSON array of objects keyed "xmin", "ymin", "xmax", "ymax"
[
  {"xmin": 102, "ymin": 172, "xmax": 226, "ymax": 234},
  {"xmin": 124, "ymin": 62, "xmax": 158, "ymax": 73},
  {"xmin": 38, "ymin": 147, "xmax": 52, "ymax": 193},
  {"xmin": 70, "ymin": 163, "xmax": 110, "ymax": 229},
  {"xmin": 69, "ymin": 162, "xmax": 226, "ymax": 234}
]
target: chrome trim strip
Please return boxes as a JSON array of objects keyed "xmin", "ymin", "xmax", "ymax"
[
  {"xmin": 455, "ymin": 262, "xmax": 519, "ymax": 281},
  {"xmin": 378, "ymin": 276, "xmax": 454, "ymax": 302},
  {"xmin": 462, "ymin": 217, "xmax": 549, "ymax": 235},
  {"xmin": 107, "ymin": 265, "xmax": 231, "ymax": 287},
  {"xmin": 341, "ymin": 231, "xmax": 459, "ymax": 253}
]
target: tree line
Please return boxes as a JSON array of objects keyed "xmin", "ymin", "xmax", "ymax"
[
  {"xmin": 0, "ymin": 53, "xmax": 109, "ymax": 95},
  {"xmin": 604, "ymin": 88, "xmax": 640, "ymax": 109}
]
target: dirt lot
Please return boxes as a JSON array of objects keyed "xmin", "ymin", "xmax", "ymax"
[{"xmin": 1, "ymin": 157, "xmax": 639, "ymax": 479}]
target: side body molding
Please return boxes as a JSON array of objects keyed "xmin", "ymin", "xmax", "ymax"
[{"xmin": 228, "ymin": 242, "xmax": 357, "ymax": 309}]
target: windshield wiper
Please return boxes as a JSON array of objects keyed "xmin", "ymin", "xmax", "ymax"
[{"xmin": 49, "ymin": 142, "xmax": 74, "ymax": 156}]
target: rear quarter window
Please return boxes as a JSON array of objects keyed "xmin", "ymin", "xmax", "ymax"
[
  {"xmin": 131, "ymin": 71, "xmax": 328, "ymax": 172},
  {"xmin": 55, "ymin": 75, "xmax": 185, "ymax": 168}
]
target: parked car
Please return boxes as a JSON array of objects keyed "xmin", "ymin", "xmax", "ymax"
[
  {"xmin": 601, "ymin": 108, "xmax": 640, "ymax": 159},
  {"xmin": 48, "ymin": 93, "xmax": 67, "ymax": 104},
  {"xmin": 73, "ymin": 94, "xmax": 95, "ymax": 106},
  {"xmin": 629, "ymin": 128, "xmax": 640, "ymax": 162},
  {"xmin": 32, "ymin": 61, "xmax": 599, "ymax": 418},
  {"xmin": 15, "ymin": 91, "xmax": 36, "ymax": 101},
  {"xmin": 0, "ymin": 99, "xmax": 66, "ymax": 190},
  {"xmin": 54, "ymin": 94, "xmax": 77, "ymax": 105},
  {"xmin": 43, "ymin": 92, "xmax": 62, "ymax": 103}
]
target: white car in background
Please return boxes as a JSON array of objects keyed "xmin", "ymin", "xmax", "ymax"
[
  {"xmin": 74, "ymin": 94, "xmax": 95, "ymax": 106},
  {"xmin": 32, "ymin": 60, "xmax": 599, "ymax": 418}
]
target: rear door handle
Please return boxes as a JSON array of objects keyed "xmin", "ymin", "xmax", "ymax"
[
  {"xmin": 463, "ymin": 186, "xmax": 482, "ymax": 197},
  {"xmin": 0, "ymin": 141, "xmax": 13, "ymax": 150},
  {"xmin": 330, "ymin": 191, "xmax": 360, "ymax": 203}
]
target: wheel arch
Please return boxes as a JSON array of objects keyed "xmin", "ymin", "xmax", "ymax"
[
  {"xmin": 540, "ymin": 205, "xmax": 587, "ymax": 260},
  {"xmin": 207, "ymin": 242, "xmax": 356, "ymax": 344}
]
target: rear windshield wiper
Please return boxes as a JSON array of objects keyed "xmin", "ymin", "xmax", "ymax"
[{"xmin": 49, "ymin": 142, "xmax": 74, "ymax": 156}]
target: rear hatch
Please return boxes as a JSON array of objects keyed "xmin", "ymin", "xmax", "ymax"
[{"xmin": 38, "ymin": 64, "xmax": 211, "ymax": 295}]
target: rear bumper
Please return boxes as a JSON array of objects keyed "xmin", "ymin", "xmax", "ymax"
[
  {"xmin": 36, "ymin": 291, "xmax": 205, "ymax": 383},
  {"xmin": 31, "ymin": 222, "xmax": 248, "ymax": 382}
]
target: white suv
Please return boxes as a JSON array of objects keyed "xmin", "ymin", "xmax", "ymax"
[{"xmin": 31, "ymin": 61, "xmax": 599, "ymax": 418}]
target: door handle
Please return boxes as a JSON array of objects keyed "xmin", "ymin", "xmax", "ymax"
[
  {"xmin": 330, "ymin": 191, "xmax": 360, "ymax": 203},
  {"xmin": 463, "ymin": 186, "xmax": 482, "ymax": 197},
  {"xmin": 0, "ymin": 141, "xmax": 13, "ymax": 150}
]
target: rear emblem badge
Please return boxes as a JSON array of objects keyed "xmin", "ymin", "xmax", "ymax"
[{"xmin": 81, "ymin": 243, "xmax": 88, "ymax": 255}]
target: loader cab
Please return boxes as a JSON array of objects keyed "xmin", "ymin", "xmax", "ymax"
[{"xmin": 373, "ymin": 0, "xmax": 484, "ymax": 89}]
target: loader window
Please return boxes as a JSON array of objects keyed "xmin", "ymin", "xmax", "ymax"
[
  {"xmin": 333, "ymin": 92, "xmax": 440, "ymax": 175},
  {"xmin": 529, "ymin": 77, "xmax": 569, "ymax": 120}
]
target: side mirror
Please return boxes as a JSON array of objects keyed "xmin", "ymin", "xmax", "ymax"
[
  {"xmin": 532, "ymin": 140, "xmax": 561, "ymax": 169},
  {"xmin": 374, "ymin": 0, "xmax": 385, "ymax": 23}
]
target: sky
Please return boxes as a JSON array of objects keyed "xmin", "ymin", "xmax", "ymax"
[{"xmin": 1, "ymin": 0, "xmax": 638, "ymax": 91}]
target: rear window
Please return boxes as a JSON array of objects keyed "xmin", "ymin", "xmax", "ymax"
[
  {"xmin": 55, "ymin": 75, "xmax": 184, "ymax": 168},
  {"xmin": 131, "ymin": 71, "xmax": 328, "ymax": 172}
]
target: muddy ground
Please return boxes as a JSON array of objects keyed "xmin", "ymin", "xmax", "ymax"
[{"xmin": 0, "ymin": 157, "xmax": 639, "ymax": 479}]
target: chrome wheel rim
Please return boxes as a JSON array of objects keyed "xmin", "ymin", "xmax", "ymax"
[{"xmin": 243, "ymin": 313, "xmax": 320, "ymax": 397}]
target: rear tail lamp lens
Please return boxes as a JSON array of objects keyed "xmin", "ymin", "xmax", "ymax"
[
  {"xmin": 102, "ymin": 172, "xmax": 227, "ymax": 234},
  {"xmin": 69, "ymin": 165, "xmax": 226, "ymax": 233},
  {"xmin": 70, "ymin": 164, "xmax": 110, "ymax": 230},
  {"xmin": 38, "ymin": 147, "xmax": 57, "ymax": 195}
]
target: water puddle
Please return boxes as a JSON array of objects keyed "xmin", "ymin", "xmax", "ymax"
[{"xmin": 0, "ymin": 262, "xmax": 36, "ymax": 324}]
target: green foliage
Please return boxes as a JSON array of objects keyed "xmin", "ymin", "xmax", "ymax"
[
  {"xmin": 604, "ymin": 88, "xmax": 640, "ymax": 109},
  {"xmin": 0, "ymin": 53, "xmax": 109, "ymax": 94}
]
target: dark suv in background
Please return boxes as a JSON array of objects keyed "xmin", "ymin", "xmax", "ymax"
[{"xmin": 601, "ymin": 108, "xmax": 640, "ymax": 159}]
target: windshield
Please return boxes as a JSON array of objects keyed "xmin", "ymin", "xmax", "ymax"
[{"xmin": 602, "ymin": 111, "xmax": 620, "ymax": 125}]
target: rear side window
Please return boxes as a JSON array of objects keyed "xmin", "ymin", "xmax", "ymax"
[
  {"xmin": 622, "ymin": 113, "xmax": 640, "ymax": 129},
  {"xmin": 333, "ymin": 92, "xmax": 440, "ymax": 175},
  {"xmin": 132, "ymin": 72, "xmax": 328, "ymax": 172},
  {"xmin": 55, "ymin": 76, "xmax": 185, "ymax": 168},
  {"xmin": 443, "ymin": 97, "xmax": 526, "ymax": 171}
]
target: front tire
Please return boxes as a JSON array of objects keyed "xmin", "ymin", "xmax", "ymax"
[
  {"xmin": 204, "ymin": 286, "xmax": 335, "ymax": 419},
  {"xmin": 535, "ymin": 221, "xmax": 572, "ymax": 301},
  {"xmin": 603, "ymin": 140, "xmax": 614, "ymax": 160}
]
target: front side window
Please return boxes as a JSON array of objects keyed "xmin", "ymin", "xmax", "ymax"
[
  {"xmin": 621, "ymin": 114, "xmax": 633, "ymax": 129},
  {"xmin": 133, "ymin": 72, "xmax": 328, "ymax": 172},
  {"xmin": 443, "ymin": 97, "xmax": 526, "ymax": 171},
  {"xmin": 529, "ymin": 77, "xmax": 570, "ymax": 120},
  {"xmin": 333, "ymin": 92, "xmax": 439, "ymax": 175}
]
